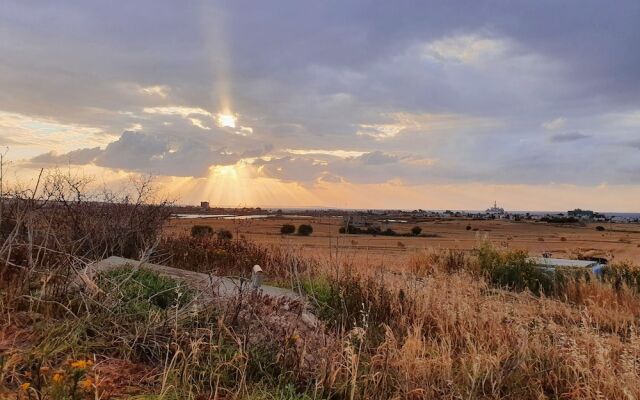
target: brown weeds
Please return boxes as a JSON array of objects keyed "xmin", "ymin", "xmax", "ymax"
[{"xmin": 1, "ymin": 174, "xmax": 640, "ymax": 398}]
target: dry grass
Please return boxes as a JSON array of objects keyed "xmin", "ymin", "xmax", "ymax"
[{"xmin": 1, "ymin": 172, "xmax": 640, "ymax": 398}]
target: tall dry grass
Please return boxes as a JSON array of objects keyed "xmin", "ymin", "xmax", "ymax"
[{"xmin": 1, "ymin": 173, "xmax": 640, "ymax": 398}]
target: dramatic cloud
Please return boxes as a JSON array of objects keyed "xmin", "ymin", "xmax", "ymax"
[
  {"xmin": 29, "ymin": 131, "xmax": 269, "ymax": 177},
  {"xmin": 30, "ymin": 147, "xmax": 102, "ymax": 165},
  {"xmin": 2, "ymin": 1, "xmax": 640, "ymax": 208}
]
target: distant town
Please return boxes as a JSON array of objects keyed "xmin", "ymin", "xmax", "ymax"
[{"xmin": 173, "ymin": 201, "xmax": 640, "ymax": 224}]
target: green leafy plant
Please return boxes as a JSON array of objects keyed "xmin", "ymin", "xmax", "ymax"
[
  {"xmin": 477, "ymin": 242, "xmax": 555, "ymax": 295},
  {"xmin": 96, "ymin": 267, "xmax": 193, "ymax": 312}
]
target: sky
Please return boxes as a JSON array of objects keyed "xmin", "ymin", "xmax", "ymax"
[{"xmin": 1, "ymin": 1, "xmax": 640, "ymax": 211}]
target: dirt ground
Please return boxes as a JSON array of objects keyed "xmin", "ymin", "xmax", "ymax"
[{"xmin": 165, "ymin": 217, "xmax": 640, "ymax": 268}]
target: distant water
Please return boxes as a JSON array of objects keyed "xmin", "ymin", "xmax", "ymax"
[
  {"xmin": 603, "ymin": 212, "xmax": 640, "ymax": 219},
  {"xmin": 172, "ymin": 214, "xmax": 268, "ymax": 220},
  {"xmin": 173, "ymin": 211, "xmax": 640, "ymax": 221},
  {"xmin": 172, "ymin": 214, "xmax": 313, "ymax": 220}
]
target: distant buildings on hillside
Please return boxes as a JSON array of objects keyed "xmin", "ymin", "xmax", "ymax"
[
  {"xmin": 174, "ymin": 202, "xmax": 638, "ymax": 224},
  {"xmin": 333, "ymin": 203, "xmax": 639, "ymax": 224},
  {"xmin": 567, "ymin": 208, "xmax": 605, "ymax": 221},
  {"xmin": 485, "ymin": 201, "xmax": 505, "ymax": 216}
]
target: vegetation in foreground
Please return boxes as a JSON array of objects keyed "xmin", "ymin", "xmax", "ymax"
[{"xmin": 1, "ymin": 172, "xmax": 640, "ymax": 399}]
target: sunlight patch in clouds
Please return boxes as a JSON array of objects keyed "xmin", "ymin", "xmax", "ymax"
[
  {"xmin": 0, "ymin": 110, "xmax": 114, "ymax": 159},
  {"xmin": 422, "ymin": 35, "xmax": 507, "ymax": 64},
  {"xmin": 216, "ymin": 113, "xmax": 237, "ymax": 128},
  {"xmin": 357, "ymin": 112, "xmax": 498, "ymax": 140},
  {"xmin": 138, "ymin": 85, "xmax": 170, "ymax": 98},
  {"xmin": 143, "ymin": 106, "xmax": 212, "ymax": 118},
  {"xmin": 283, "ymin": 149, "xmax": 367, "ymax": 158},
  {"xmin": 142, "ymin": 106, "xmax": 252, "ymax": 134},
  {"xmin": 189, "ymin": 117, "xmax": 210, "ymax": 130}
]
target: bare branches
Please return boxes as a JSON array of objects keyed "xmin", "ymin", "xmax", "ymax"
[{"xmin": 0, "ymin": 169, "xmax": 173, "ymax": 308}]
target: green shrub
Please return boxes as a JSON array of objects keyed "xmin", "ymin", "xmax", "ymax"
[
  {"xmin": 217, "ymin": 229, "xmax": 233, "ymax": 240},
  {"xmin": 411, "ymin": 226, "xmax": 422, "ymax": 236},
  {"xmin": 297, "ymin": 276, "xmax": 334, "ymax": 321},
  {"xmin": 596, "ymin": 225, "xmax": 606, "ymax": 231},
  {"xmin": 280, "ymin": 224, "xmax": 296, "ymax": 235},
  {"xmin": 191, "ymin": 225, "xmax": 213, "ymax": 238},
  {"xmin": 477, "ymin": 243, "xmax": 555, "ymax": 295},
  {"xmin": 96, "ymin": 267, "xmax": 192, "ymax": 313},
  {"xmin": 297, "ymin": 224, "xmax": 313, "ymax": 236}
]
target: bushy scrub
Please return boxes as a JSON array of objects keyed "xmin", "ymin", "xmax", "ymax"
[
  {"xmin": 297, "ymin": 224, "xmax": 313, "ymax": 236},
  {"xmin": 191, "ymin": 224, "xmax": 213, "ymax": 238},
  {"xmin": 280, "ymin": 224, "xmax": 296, "ymax": 235},
  {"xmin": 477, "ymin": 243, "xmax": 555, "ymax": 295},
  {"xmin": 216, "ymin": 229, "xmax": 233, "ymax": 240}
]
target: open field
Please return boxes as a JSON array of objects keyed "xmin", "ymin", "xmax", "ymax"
[
  {"xmin": 3, "ymin": 173, "xmax": 640, "ymax": 399},
  {"xmin": 166, "ymin": 216, "xmax": 640, "ymax": 266}
]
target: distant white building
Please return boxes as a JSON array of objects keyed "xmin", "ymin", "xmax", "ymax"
[{"xmin": 485, "ymin": 201, "xmax": 505, "ymax": 216}]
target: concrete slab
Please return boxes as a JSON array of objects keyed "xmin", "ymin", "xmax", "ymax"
[{"xmin": 82, "ymin": 256, "xmax": 304, "ymax": 302}]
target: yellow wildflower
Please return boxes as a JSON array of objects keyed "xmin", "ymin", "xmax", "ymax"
[
  {"xmin": 70, "ymin": 359, "xmax": 93, "ymax": 369},
  {"xmin": 79, "ymin": 378, "xmax": 93, "ymax": 391},
  {"xmin": 52, "ymin": 373, "xmax": 64, "ymax": 384},
  {"xmin": 20, "ymin": 382, "xmax": 30, "ymax": 391}
]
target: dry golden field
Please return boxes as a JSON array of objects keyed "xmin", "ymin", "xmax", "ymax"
[
  {"xmin": 5, "ymin": 187, "xmax": 640, "ymax": 399},
  {"xmin": 166, "ymin": 216, "xmax": 640, "ymax": 267}
]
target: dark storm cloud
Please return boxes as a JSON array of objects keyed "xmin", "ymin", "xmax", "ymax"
[
  {"xmin": 28, "ymin": 131, "xmax": 269, "ymax": 177},
  {"xmin": 2, "ymin": 0, "xmax": 640, "ymax": 185}
]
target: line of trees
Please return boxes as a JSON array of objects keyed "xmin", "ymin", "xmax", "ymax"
[
  {"xmin": 339, "ymin": 224, "xmax": 424, "ymax": 237},
  {"xmin": 281, "ymin": 223, "xmax": 314, "ymax": 236}
]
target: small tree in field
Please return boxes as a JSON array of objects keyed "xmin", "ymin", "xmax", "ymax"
[
  {"xmin": 297, "ymin": 224, "xmax": 313, "ymax": 236},
  {"xmin": 217, "ymin": 229, "xmax": 233, "ymax": 240},
  {"xmin": 411, "ymin": 226, "xmax": 422, "ymax": 236},
  {"xmin": 191, "ymin": 225, "xmax": 213, "ymax": 238},
  {"xmin": 280, "ymin": 224, "xmax": 296, "ymax": 235}
]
